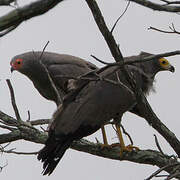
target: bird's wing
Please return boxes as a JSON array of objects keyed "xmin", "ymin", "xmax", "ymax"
[
  {"xmin": 41, "ymin": 52, "xmax": 97, "ymax": 69},
  {"xmin": 40, "ymin": 53, "xmax": 98, "ymax": 92},
  {"xmin": 50, "ymin": 69, "xmax": 136, "ymax": 137}
]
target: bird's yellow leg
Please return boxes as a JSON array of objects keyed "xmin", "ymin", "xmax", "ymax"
[
  {"xmin": 100, "ymin": 125, "xmax": 109, "ymax": 148},
  {"xmin": 115, "ymin": 124, "xmax": 125, "ymax": 156},
  {"xmin": 115, "ymin": 124, "xmax": 139, "ymax": 157}
]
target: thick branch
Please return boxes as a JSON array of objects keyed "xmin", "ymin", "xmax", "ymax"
[
  {"xmin": 72, "ymin": 139, "xmax": 180, "ymax": 176},
  {"xmin": 136, "ymin": 94, "xmax": 180, "ymax": 157},
  {"xmin": 129, "ymin": 0, "xmax": 180, "ymax": 12},
  {"xmin": 0, "ymin": 0, "xmax": 14, "ymax": 6},
  {"xmin": 0, "ymin": 110, "xmax": 18, "ymax": 126},
  {"xmin": 0, "ymin": 112, "xmax": 179, "ymax": 176},
  {"xmin": 86, "ymin": 0, "xmax": 123, "ymax": 62},
  {"xmin": 0, "ymin": 0, "xmax": 65, "ymax": 34},
  {"xmin": 0, "ymin": 131, "xmax": 21, "ymax": 144},
  {"xmin": 30, "ymin": 119, "xmax": 50, "ymax": 126}
]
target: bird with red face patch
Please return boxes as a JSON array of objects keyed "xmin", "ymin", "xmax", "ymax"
[{"xmin": 10, "ymin": 51, "xmax": 97, "ymax": 105}]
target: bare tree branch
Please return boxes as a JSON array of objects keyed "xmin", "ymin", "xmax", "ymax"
[
  {"xmin": 154, "ymin": 134, "xmax": 165, "ymax": 155},
  {"xmin": 0, "ymin": 124, "xmax": 16, "ymax": 131},
  {"xmin": 38, "ymin": 41, "xmax": 63, "ymax": 105},
  {"xmin": 1, "ymin": 149, "xmax": 38, "ymax": 155},
  {"xmin": 0, "ymin": 23, "xmax": 19, "ymax": 37},
  {"xmin": 145, "ymin": 163, "xmax": 180, "ymax": 180},
  {"xmin": 30, "ymin": 119, "xmax": 50, "ymax": 126},
  {"xmin": 159, "ymin": 0, "xmax": 180, "ymax": 5},
  {"xmin": 149, "ymin": 23, "xmax": 180, "ymax": 35},
  {"xmin": 0, "ymin": 110, "xmax": 18, "ymax": 126},
  {"xmin": 120, "ymin": 124, "xmax": 134, "ymax": 145},
  {"xmin": 0, "ymin": 161, "xmax": 8, "ymax": 172},
  {"xmin": 111, "ymin": 1, "xmax": 131, "ymax": 33},
  {"xmin": 0, "ymin": 131, "xmax": 21, "ymax": 144},
  {"xmin": 0, "ymin": 0, "xmax": 65, "ymax": 35},
  {"xmin": 6, "ymin": 79, "xmax": 21, "ymax": 121},
  {"xmin": 0, "ymin": 0, "xmax": 15, "ymax": 6},
  {"xmin": 85, "ymin": 0, "xmax": 124, "ymax": 62},
  {"xmin": 0, "ymin": 106, "xmax": 179, "ymax": 176},
  {"xmin": 129, "ymin": 0, "xmax": 180, "ymax": 12}
]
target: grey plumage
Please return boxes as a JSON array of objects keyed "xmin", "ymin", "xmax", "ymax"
[
  {"xmin": 37, "ymin": 52, "xmax": 175, "ymax": 175},
  {"xmin": 10, "ymin": 51, "xmax": 97, "ymax": 104},
  {"xmin": 10, "ymin": 51, "xmax": 175, "ymax": 175}
]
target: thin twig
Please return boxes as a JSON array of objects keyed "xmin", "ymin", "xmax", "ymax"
[
  {"xmin": 166, "ymin": 172, "xmax": 180, "ymax": 180},
  {"xmin": 0, "ymin": 161, "xmax": 8, "ymax": 172},
  {"xmin": 111, "ymin": 1, "xmax": 131, "ymax": 33},
  {"xmin": 0, "ymin": 148, "xmax": 38, "ymax": 155},
  {"xmin": 39, "ymin": 41, "xmax": 50, "ymax": 59},
  {"xmin": 155, "ymin": 174, "xmax": 168, "ymax": 177},
  {"xmin": 38, "ymin": 41, "xmax": 63, "ymax": 105},
  {"xmin": 116, "ymin": 71, "xmax": 121, "ymax": 84},
  {"xmin": 40, "ymin": 126, "xmax": 48, "ymax": 132},
  {"xmin": 3, "ymin": 142, "xmax": 11, "ymax": 149},
  {"xmin": 0, "ymin": 120, "xmax": 18, "ymax": 127},
  {"xmin": 6, "ymin": 79, "xmax": 21, "ymax": 121},
  {"xmin": 145, "ymin": 163, "xmax": 180, "ymax": 180},
  {"xmin": 91, "ymin": 55, "xmax": 110, "ymax": 65},
  {"xmin": 0, "ymin": 23, "xmax": 20, "ymax": 37},
  {"xmin": 0, "ymin": 124, "xmax": 16, "ymax": 131},
  {"xmin": 154, "ymin": 134, "xmax": 165, "ymax": 155},
  {"xmin": 149, "ymin": 23, "xmax": 180, "ymax": 35},
  {"xmin": 120, "ymin": 124, "xmax": 133, "ymax": 145},
  {"xmin": 26, "ymin": 110, "xmax": 30, "ymax": 122}
]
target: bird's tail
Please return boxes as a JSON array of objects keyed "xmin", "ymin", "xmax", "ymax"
[{"xmin": 37, "ymin": 134, "xmax": 73, "ymax": 175}]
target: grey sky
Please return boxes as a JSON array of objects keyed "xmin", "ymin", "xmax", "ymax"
[{"xmin": 0, "ymin": 0, "xmax": 180, "ymax": 179}]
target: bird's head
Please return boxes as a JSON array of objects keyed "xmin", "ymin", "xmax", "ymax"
[
  {"xmin": 10, "ymin": 52, "xmax": 43, "ymax": 77},
  {"xmin": 139, "ymin": 52, "xmax": 175, "ymax": 75},
  {"xmin": 158, "ymin": 57, "xmax": 175, "ymax": 73},
  {"xmin": 10, "ymin": 58, "xmax": 24, "ymax": 73}
]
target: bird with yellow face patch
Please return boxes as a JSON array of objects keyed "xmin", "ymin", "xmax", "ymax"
[
  {"xmin": 10, "ymin": 51, "xmax": 174, "ymax": 147},
  {"xmin": 34, "ymin": 52, "xmax": 174, "ymax": 175}
]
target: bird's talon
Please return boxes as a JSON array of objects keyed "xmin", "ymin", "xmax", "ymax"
[
  {"xmin": 99, "ymin": 144, "xmax": 110, "ymax": 149},
  {"xmin": 119, "ymin": 145, "xmax": 140, "ymax": 157},
  {"xmin": 126, "ymin": 144, "xmax": 140, "ymax": 151}
]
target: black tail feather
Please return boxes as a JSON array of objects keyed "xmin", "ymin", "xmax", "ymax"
[{"xmin": 37, "ymin": 134, "xmax": 73, "ymax": 175}]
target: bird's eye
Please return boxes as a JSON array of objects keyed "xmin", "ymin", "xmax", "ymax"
[
  {"xmin": 159, "ymin": 58, "xmax": 169, "ymax": 66},
  {"xmin": 15, "ymin": 59, "xmax": 23, "ymax": 65},
  {"xmin": 162, "ymin": 60, "xmax": 166, "ymax": 64}
]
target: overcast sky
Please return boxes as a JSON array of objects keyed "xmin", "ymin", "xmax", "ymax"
[{"xmin": 0, "ymin": 0, "xmax": 180, "ymax": 179}]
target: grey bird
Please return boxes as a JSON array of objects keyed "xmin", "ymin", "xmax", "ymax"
[
  {"xmin": 10, "ymin": 51, "xmax": 97, "ymax": 105},
  {"xmin": 37, "ymin": 52, "xmax": 175, "ymax": 175}
]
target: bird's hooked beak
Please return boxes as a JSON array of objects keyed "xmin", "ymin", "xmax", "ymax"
[
  {"xmin": 10, "ymin": 66, "xmax": 14, "ymax": 73},
  {"xmin": 169, "ymin": 65, "xmax": 175, "ymax": 73}
]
